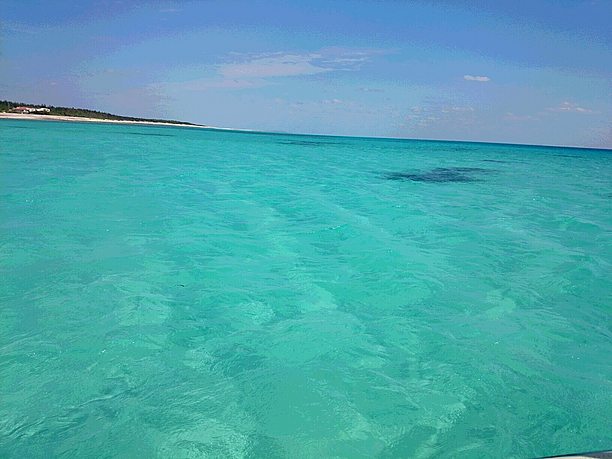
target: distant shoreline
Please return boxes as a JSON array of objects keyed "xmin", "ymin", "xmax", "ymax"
[
  {"xmin": 0, "ymin": 112, "xmax": 256, "ymax": 133},
  {"xmin": 0, "ymin": 112, "xmax": 210, "ymax": 128}
]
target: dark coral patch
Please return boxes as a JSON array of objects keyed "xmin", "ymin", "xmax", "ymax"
[
  {"xmin": 384, "ymin": 167, "xmax": 495, "ymax": 183},
  {"xmin": 278, "ymin": 140, "xmax": 343, "ymax": 147}
]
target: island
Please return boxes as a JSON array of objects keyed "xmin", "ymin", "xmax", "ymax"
[{"xmin": 0, "ymin": 100, "xmax": 204, "ymax": 128}]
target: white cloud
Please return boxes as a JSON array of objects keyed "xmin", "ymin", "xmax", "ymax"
[
  {"xmin": 547, "ymin": 101, "xmax": 596, "ymax": 114},
  {"xmin": 218, "ymin": 49, "xmax": 381, "ymax": 80},
  {"xmin": 464, "ymin": 75, "xmax": 491, "ymax": 82},
  {"xmin": 161, "ymin": 48, "xmax": 385, "ymax": 93}
]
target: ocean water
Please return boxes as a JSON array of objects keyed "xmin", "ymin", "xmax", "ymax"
[{"xmin": 1, "ymin": 119, "xmax": 610, "ymax": 458}]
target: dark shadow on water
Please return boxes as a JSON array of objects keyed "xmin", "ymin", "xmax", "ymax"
[
  {"xmin": 124, "ymin": 132, "xmax": 176, "ymax": 137},
  {"xmin": 278, "ymin": 140, "xmax": 343, "ymax": 147},
  {"xmin": 446, "ymin": 146, "xmax": 474, "ymax": 152},
  {"xmin": 384, "ymin": 167, "xmax": 496, "ymax": 183},
  {"xmin": 482, "ymin": 159, "xmax": 509, "ymax": 163}
]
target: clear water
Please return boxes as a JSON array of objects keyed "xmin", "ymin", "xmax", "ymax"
[{"xmin": 1, "ymin": 119, "xmax": 611, "ymax": 458}]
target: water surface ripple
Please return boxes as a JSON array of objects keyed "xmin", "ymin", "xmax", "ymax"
[{"xmin": 1, "ymin": 120, "xmax": 611, "ymax": 458}]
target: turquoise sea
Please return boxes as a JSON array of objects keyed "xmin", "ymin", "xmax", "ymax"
[{"xmin": 1, "ymin": 119, "xmax": 611, "ymax": 458}]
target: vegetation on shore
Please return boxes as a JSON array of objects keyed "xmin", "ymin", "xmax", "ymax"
[{"xmin": 0, "ymin": 100, "xmax": 200, "ymax": 126}]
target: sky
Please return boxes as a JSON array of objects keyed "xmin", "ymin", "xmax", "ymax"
[{"xmin": 1, "ymin": 0, "xmax": 611, "ymax": 148}]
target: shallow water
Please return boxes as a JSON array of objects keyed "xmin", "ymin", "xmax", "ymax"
[{"xmin": 1, "ymin": 119, "xmax": 611, "ymax": 458}]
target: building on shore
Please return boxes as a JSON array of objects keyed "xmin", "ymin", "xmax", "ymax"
[{"xmin": 11, "ymin": 106, "xmax": 51, "ymax": 114}]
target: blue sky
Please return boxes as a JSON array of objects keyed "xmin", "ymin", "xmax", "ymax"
[{"xmin": 1, "ymin": 0, "xmax": 611, "ymax": 147}]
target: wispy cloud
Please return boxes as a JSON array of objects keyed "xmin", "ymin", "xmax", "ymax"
[
  {"xmin": 2, "ymin": 21, "xmax": 49, "ymax": 34},
  {"xmin": 163, "ymin": 48, "xmax": 385, "ymax": 93},
  {"xmin": 359, "ymin": 87, "xmax": 385, "ymax": 93},
  {"xmin": 403, "ymin": 104, "xmax": 475, "ymax": 128},
  {"xmin": 586, "ymin": 125, "xmax": 612, "ymax": 149},
  {"xmin": 505, "ymin": 101, "xmax": 598, "ymax": 122},
  {"xmin": 441, "ymin": 106, "xmax": 474, "ymax": 113},
  {"xmin": 322, "ymin": 98, "xmax": 343, "ymax": 105},
  {"xmin": 155, "ymin": 77, "xmax": 265, "ymax": 92},
  {"xmin": 284, "ymin": 98, "xmax": 377, "ymax": 114},
  {"xmin": 547, "ymin": 101, "xmax": 596, "ymax": 114},
  {"xmin": 504, "ymin": 112, "xmax": 539, "ymax": 121},
  {"xmin": 218, "ymin": 49, "xmax": 381, "ymax": 79},
  {"xmin": 219, "ymin": 53, "xmax": 329, "ymax": 79},
  {"xmin": 464, "ymin": 75, "xmax": 491, "ymax": 82}
]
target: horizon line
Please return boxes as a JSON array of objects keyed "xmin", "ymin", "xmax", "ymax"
[
  {"xmin": 1, "ymin": 101, "xmax": 610, "ymax": 152},
  {"xmin": 231, "ymin": 127, "xmax": 612, "ymax": 152}
]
